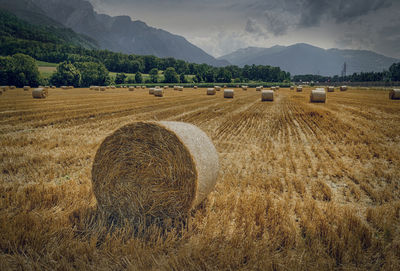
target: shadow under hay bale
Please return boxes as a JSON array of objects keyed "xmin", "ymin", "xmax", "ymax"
[{"xmin": 91, "ymin": 121, "xmax": 219, "ymax": 228}]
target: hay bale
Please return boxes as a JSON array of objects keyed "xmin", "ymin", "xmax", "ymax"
[
  {"xmin": 194, "ymin": 86, "xmax": 198, "ymax": 89},
  {"xmin": 389, "ymin": 89, "xmax": 400, "ymax": 100},
  {"xmin": 111, "ymin": 86, "xmax": 116, "ymax": 89},
  {"xmin": 68, "ymin": 86, "xmax": 74, "ymax": 89},
  {"xmin": 207, "ymin": 88, "xmax": 216, "ymax": 95},
  {"xmin": 256, "ymin": 86, "xmax": 262, "ymax": 92},
  {"xmin": 241, "ymin": 86, "xmax": 248, "ymax": 90},
  {"xmin": 61, "ymin": 86, "xmax": 68, "ymax": 90},
  {"xmin": 310, "ymin": 89, "xmax": 326, "ymax": 103},
  {"xmin": 100, "ymin": 87, "xmax": 106, "ymax": 91},
  {"xmin": 142, "ymin": 86, "xmax": 146, "ymax": 89},
  {"xmin": 276, "ymin": 86, "xmax": 280, "ymax": 90},
  {"xmin": 224, "ymin": 89, "xmax": 234, "ymax": 98},
  {"xmin": 91, "ymin": 121, "xmax": 219, "ymax": 223},
  {"xmin": 340, "ymin": 86, "xmax": 348, "ymax": 91},
  {"xmin": 154, "ymin": 88, "xmax": 164, "ymax": 97},
  {"xmin": 290, "ymin": 86, "xmax": 294, "ymax": 90},
  {"xmin": 296, "ymin": 86, "xmax": 303, "ymax": 92},
  {"xmin": 149, "ymin": 88, "xmax": 155, "ymax": 95},
  {"xmin": 261, "ymin": 90, "xmax": 274, "ymax": 101},
  {"xmin": 0, "ymin": 86, "xmax": 6, "ymax": 91},
  {"xmin": 178, "ymin": 86, "xmax": 183, "ymax": 91},
  {"xmin": 32, "ymin": 88, "xmax": 48, "ymax": 99},
  {"xmin": 0, "ymin": 90, "xmax": 2, "ymax": 95},
  {"xmin": 23, "ymin": 86, "xmax": 30, "ymax": 91},
  {"xmin": 164, "ymin": 86, "xmax": 168, "ymax": 89},
  {"xmin": 51, "ymin": 86, "xmax": 56, "ymax": 89},
  {"xmin": 215, "ymin": 86, "xmax": 221, "ymax": 91},
  {"xmin": 129, "ymin": 86, "xmax": 135, "ymax": 91},
  {"xmin": 136, "ymin": 86, "xmax": 140, "ymax": 89},
  {"xmin": 94, "ymin": 86, "xmax": 100, "ymax": 91},
  {"xmin": 174, "ymin": 86, "xmax": 179, "ymax": 90},
  {"xmin": 10, "ymin": 86, "xmax": 16, "ymax": 89},
  {"xmin": 327, "ymin": 86, "xmax": 335, "ymax": 92}
]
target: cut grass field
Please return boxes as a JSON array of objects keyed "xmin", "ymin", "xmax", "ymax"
[{"xmin": 1, "ymin": 87, "xmax": 400, "ymax": 270}]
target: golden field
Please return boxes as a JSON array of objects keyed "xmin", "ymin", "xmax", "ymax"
[{"xmin": 1, "ymin": 87, "xmax": 400, "ymax": 270}]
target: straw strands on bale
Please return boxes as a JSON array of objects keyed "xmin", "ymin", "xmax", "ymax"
[
  {"xmin": 327, "ymin": 86, "xmax": 335, "ymax": 92},
  {"xmin": 154, "ymin": 88, "xmax": 164, "ymax": 97},
  {"xmin": 224, "ymin": 89, "xmax": 234, "ymax": 98},
  {"xmin": 340, "ymin": 86, "xmax": 348, "ymax": 91},
  {"xmin": 389, "ymin": 89, "xmax": 400, "ymax": 100},
  {"xmin": 91, "ymin": 121, "xmax": 219, "ymax": 225},
  {"xmin": 32, "ymin": 88, "xmax": 48, "ymax": 99},
  {"xmin": 261, "ymin": 90, "xmax": 274, "ymax": 101},
  {"xmin": 23, "ymin": 86, "xmax": 30, "ymax": 91},
  {"xmin": 310, "ymin": 89, "xmax": 327, "ymax": 103},
  {"xmin": 297, "ymin": 86, "xmax": 303, "ymax": 92},
  {"xmin": 207, "ymin": 88, "xmax": 216, "ymax": 95},
  {"xmin": 149, "ymin": 88, "xmax": 155, "ymax": 95}
]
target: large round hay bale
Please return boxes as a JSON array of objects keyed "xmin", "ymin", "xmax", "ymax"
[
  {"xmin": 51, "ymin": 86, "xmax": 56, "ymax": 89},
  {"xmin": 256, "ymin": 86, "xmax": 262, "ymax": 91},
  {"xmin": 91, "ymin": 121, "xmax": 219, "ymax": 224},
  {"xmin": 389, "ymin": 89, "xmax": 400, "ymax": 100},
  {"xmin": 61, "ymin": 86, "xmax": 68, "ymax": 90},
  {"xmin": 149, "ymin": 88, "xmax": 155, "ymax": 95},
  {"xmin": 100, "ymin": 87, "xmax": 106, "ymax": 91},
  {"xmin": 327, "ymin": 86, "xmax": 334, "ymax": 92},
  {"xmin": 32, "ymin": 88, "xmax": 47, "ymax": 99},
  {"xmin": 224, "ymin": 89, "xmax": 234, "ymax": 98},
  {"xmin": 241, "ymin": 86, "xmax": 248, "ymax": 91},
  {"xmin": 207, "ymin": 88, "xmax": 216, "ymax": 95},
  {"xmin": 111, "ymin": 86, "xmax": 116, "ymax": 89},
  {"xmin": 23, "ymin": 86, "xmax": 30, "ymax": 91},
  {"xmin": 194, "ymin": 86, "xmax": 198, "ymax": 89},
  {"xmin": 290, "ymin": 86, "xmax": 294, "ymax": 90},
  {"xmin": 178, "ymin": 86, "xmax": 183, "ymax": 91},
  {"xmin": 261, "ymin": 90, "xmax": 274, "ymax": 101},
  {"xmin": 154, "ymin": 88, "xmax": 164, "ymax": 97},
  {"xmin": 310, "ymin": 89, "xmax": 326, "ymax": 103},
  {"xmin": 163, "ymin": 86, "xmax": 168, "ymax": 89},
  {"xmin": 129, "ymin": 86, "xmax": 135, "ymax": 91},
  {"xmin": 142, "ymin": 86, "xmax": 146, "ymax": 89},
  {"xmin": 296, "ymin": 86, "xmax": 303, "ymax": 92},
  {"xmin": 340, "ymin": 86, "xmax": 348, "ymax": 91},
  {"xmin": 215, "ymin": 86, "xmax": 221, "ymax": 91}
]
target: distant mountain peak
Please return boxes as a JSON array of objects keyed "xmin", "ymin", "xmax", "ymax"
[{"xmin": 219, "ymin": 43, "xmax": 398, "ymax": 76}]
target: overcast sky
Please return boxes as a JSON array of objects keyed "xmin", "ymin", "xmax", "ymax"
[{"xmin": 89, "ymin": 0, "xmax": 400, "ymax": 59}]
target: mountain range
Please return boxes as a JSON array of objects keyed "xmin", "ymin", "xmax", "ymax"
[
  {"xmin": 0, "ymin": 0, "xmax": 228, "ymax": 67},
  {"xmin": 219, "ymin": 43, "xmax": 399, "ymax": 76}
]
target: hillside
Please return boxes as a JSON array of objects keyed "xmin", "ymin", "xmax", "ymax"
[
  {"xmin": 1, "ymin": 0, "xmax": 229, "ymax": 66},
  {"xmin": 219, "ymin": 43, "xmax": 399, "ymax": 76}
]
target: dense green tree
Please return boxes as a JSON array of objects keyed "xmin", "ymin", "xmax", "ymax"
[
  {"xmin": 135, "ymin": 72, "xmax": 143, "ymax": 83},
  {"xmin": 149, "ymin": 68, "xmax": 158, "ymax": 83},
  {"xmin": 180, "ymin": 73, "xmax": 187, "ymax": 83},
  {"xmin": 389, "ymin": 62, "xmax": 400, "ymax": 81},
  {"xmin": 164, "ymin": 67, "xmax": 179, "ymax": 83},
  {"xmin": 50, "ymin": 61, "xmax": 81, "ymax": 87},
  {"xmin": 74, "ymin": 62, "xmax": 108, "ymax": 87},
  {"xmin": 115, "ymin": 73, "xmax": 127, "ymax": 84}
]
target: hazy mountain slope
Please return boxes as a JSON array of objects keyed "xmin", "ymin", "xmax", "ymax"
[
  {"xmin": 22, "ymin": 0, "xmax": 228, "ymax": 66},
  {"xmin": 219, "ymin": 43, "xmax": 398, "ymax": 76}
]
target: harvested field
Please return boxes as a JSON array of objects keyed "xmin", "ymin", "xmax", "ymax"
[{"xmin": 1, "ymin": 87, "xmax": 400, "ymax": 270}]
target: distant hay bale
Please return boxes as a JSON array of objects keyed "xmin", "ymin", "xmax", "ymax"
[
  {"xmin": 136, "ymin": 86, "xmax": 140, "ymax": 89},
  {"xmin": 215, "ymin": 86, "xmax": 221, "ymax": 91},
  {"xmin": 100, "ymin": 87, "xmax": 106, "ymax": 91},
  {"xmin": 271, "ymin": 86, "xmax": 276, "ymax": 91},
  {"xmin": 154, "ymin": 88, "xmax": 164, "ymax": 97},
  {"xmin": 10, "ymin": 86, "xmax": 16, "ymax": 89},
  {"xmin": 61, "ymin": 86, "xmax": 68, "ymax": 90},
  {"xmin": 261, "ymin": 90, "xmax": 274, "ymax": 101},
  {"xmin": 142, "ymin": 86, "xmax": 146, "ymax": 89},
  {"xmin": 310, "ymin": 89, "xmax": 327, "ymax": 103},
  {"xmin": 23, "ymin": 86, "xmax": 30, "ymax": 91},
  {"xmin": 0, "ymin": 86, "xmax": 6, "ymax": 91},
  {"xmin": 290, "ymin": 86, "xmax": 294, "ymax": 90},
  {"xmin": 149, "ymin": 88, "xmax": 155, "ymax": 95},
  {"xmin": 256, "ymin": 86, "xmax": 262, "ymax": 91},
  {"xmin": 194, "ymin": 86, "xmax": 198, "ymax": 89},
  {"xmin": 207, "ymin": 88, "xmax": 216, "ymax": 95},
  {"xmin": 111, "ymin": 86, "xmax": 116, "ymax": 89},
  {"xmin": 241, "ymin": 86, "xmax": 248, "ymax": 90},
  {"xmin": 174, "ymin": 86, "xmax": 179, "ymax": 90},
  {"xmin": 340, "ymin": 86, "xmax": 348, "ymax": 91},
  {"xmin": 389, "ymin": 89, "xmax": 400, "ymax": 100},
  {"xmin": 276, "ymin": 86, "xmax": 280, "ymax": 90},
  {"xmin": 129, "ymin": 86, "xmax": 135, "ymax": 91},
  {"xmin": 178, "ymin": 86, "xmax": 183, "ymax": 91},
  {"xmin": 327, "ymin": 86, "xmax": 335, "ymax": 92},
  {"xmin": 164, "ymin": 86, "xmax": 168, "ymax": 89},
  {"xmin": 51, "ymin": 86, "xmax": 56, "ymax": 89},
  {"xmin": 68, "ymin": 86, "xmax": 73, "ymax": 89},
  {"xmin": 32, "ymin": 88, "xmax": 48, "ymax": 99},
  {"xmin": 224, "ymin": 89, "xmax": 234, "ymax": 98},
  {"xmin": 91, "ymin": 121, "xmax": 219, "ymax": 224},
  {"xmin": 94, "ymin": 86, "xmax": 100, "ymax": 91},
  {"xmin": 296, "ymin": 86, "xmax": 303, "ymax": 92}
]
